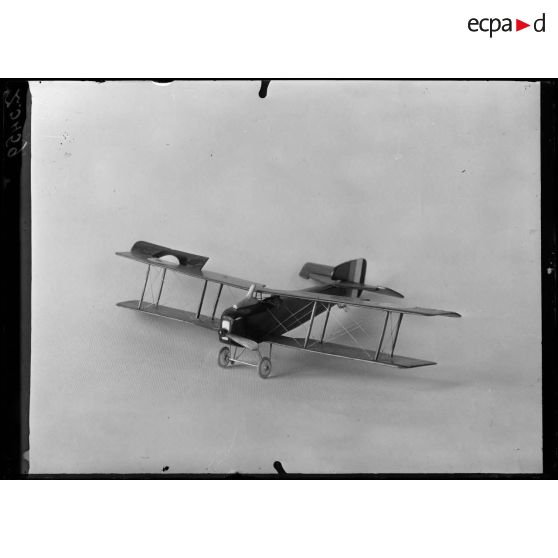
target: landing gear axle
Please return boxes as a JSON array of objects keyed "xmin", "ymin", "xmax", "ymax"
[{"xmin": 218, "ymin": 344, "xmax": 273, "ymax": 378}]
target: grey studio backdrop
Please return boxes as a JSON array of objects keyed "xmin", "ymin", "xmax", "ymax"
[{"xmin": 30, "ymin": 81, "xmax": 541, "ymax": 474}]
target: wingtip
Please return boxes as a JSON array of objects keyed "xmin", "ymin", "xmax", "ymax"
[{"xmin": 382, "ymin": 287, "xmax": 404, "ymax": 299}]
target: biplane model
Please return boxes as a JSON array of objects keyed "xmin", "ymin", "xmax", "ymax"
[{"xmin": 116, "ymin": 241, "xmax": 461, "ymax": 379}]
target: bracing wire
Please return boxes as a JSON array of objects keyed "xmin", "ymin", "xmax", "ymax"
[
  {"xmin": 324, "ymin": 322, "xmax": 366, "ymax": 344},
  {"xmin": 278, "ymin": 300, "xmax": 314, "ymax": 332},
  {"xmin": 328, "ymin": 308, "xmax": 374, "ymax": 359},
  {"xmin": 343, "ymin": 308, "xmax": 373, "ymax": 340},
  {"xmin": 263, "ymin": 308, "xmax": 303, "ymax": 347},
  {"xmin": 141, "ymin": 266, "xmax": 162, "ymax": 309},
  {"xmin": 261, "ymin": 300, "xmax": 314, "ymax": 344}
]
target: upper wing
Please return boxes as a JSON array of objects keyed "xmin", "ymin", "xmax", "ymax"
[
  {"xmin": 116, "ymin": 240, "xmax": 265, "ymax": 291},
  {"xmin": 257, "ymin": 287, "xmax": 461, "ymax": 318},
  {"xmin": 307, "ymin": 273, "xmax": 404, "ymax": 298},
  {"xmin": 116, "ymin": 241, "xmax": 265, "ymax": 331}
]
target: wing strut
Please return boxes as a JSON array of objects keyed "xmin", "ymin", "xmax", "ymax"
[
  {"xmin": 319, "ymin": 304, "xmax": 331, "ymax": 344},
  {"xmin": 303, "ymin": 301, "xmax": 318, "ymax": 348},
  {"xmin": 196, "ymin": 280, "xmax": 208, "ymax": 319},
  {"xmin": 155, "ymin": 268, "xmax": 167, "ymax": 308},
  {"xmin": 211, "ymin": 284, "xmax": 224, "ymax": 320},
  {"xmin": 138, "ymin": 265, "xmax": 151, "ymax": 309},
  {"xmin": 374, "ymin": 312, "xmax": 390, "ymax": 361},
  {"xmin": 390, "ymin": 313, "xmax": 404, "ymax": 358}
]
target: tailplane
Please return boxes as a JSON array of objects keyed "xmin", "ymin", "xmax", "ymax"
[
  {"xmin": 299, "ymin": 258, "xmax": 403, "ymax": 298},
  {"xmin": 299, "ymin": 258, "xmax": 367, "ymax": 284}
]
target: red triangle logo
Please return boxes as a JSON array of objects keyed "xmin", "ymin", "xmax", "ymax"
[{"xmin": 516, "ymin": 19, "xmax": 530, "ymax": 31}]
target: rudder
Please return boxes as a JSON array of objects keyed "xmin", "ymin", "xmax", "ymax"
[{"xmin": 332, "ymin": 259, "xmax": 367, "ymax": 284}]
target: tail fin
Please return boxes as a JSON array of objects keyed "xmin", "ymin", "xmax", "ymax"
[
  {"xmin": 299, "ymin": 258, "xmax": 403, "ymax": 298},
  {"xmin": 332, "ymin": 259, "xmax": 367, "ymax": 284},
  {"xmin": 299, "ymin": 258, "xmax": 367, "ymax": 284}
]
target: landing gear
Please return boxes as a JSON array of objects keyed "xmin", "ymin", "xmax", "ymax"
[
  {"xmin": 218, "ymin": 343, "xmax": 274, "ymax": 378},
  {"xmin": 258, "ymin": 357, "xmax": 272, "ymax": 379},
  {"xmin": 218, "ymin": 346, "xmax": 231, "ymax": 368}
]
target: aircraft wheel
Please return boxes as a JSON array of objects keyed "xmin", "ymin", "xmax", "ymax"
[
  {"xmin": 258, "ymin": 357, "xmax": 272, "ymax": 379},
  {"xmin": 218, "ymin": 346, "xmax": 231, "ymax": 368}
]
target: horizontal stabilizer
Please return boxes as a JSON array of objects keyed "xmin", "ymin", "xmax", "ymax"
[
  {"xmin": 308, "ymin": 273, "xmax": 404, "ymax": 298},
  {"xmin": 299, "ymin": 259, "xmax": 367, "ymax": 285},
  {"xmin": 299, "ymin": 262, "xmax": 335, "ymax": 280}
]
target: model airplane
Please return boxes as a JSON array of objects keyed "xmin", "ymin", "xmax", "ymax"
[{"xmin": 116, "ymin": 241, "xmax": 461, "ymax": 378}]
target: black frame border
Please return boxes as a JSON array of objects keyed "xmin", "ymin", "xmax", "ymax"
[{"xmin": 2, "ymin": 78, "xmax": 556, "ymax": 479}]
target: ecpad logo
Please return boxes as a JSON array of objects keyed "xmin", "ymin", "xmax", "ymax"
[{"xmin": 468, "ymin": 13, "xmax": 546, "ymax": 37}]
